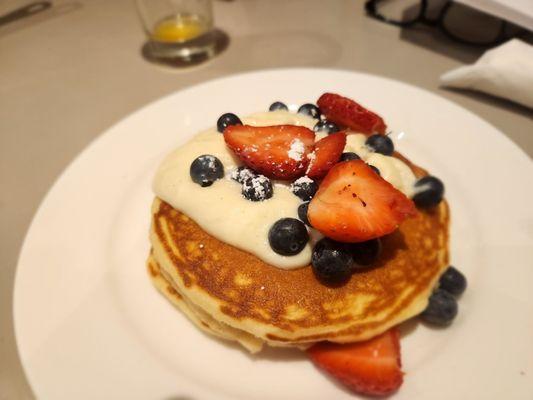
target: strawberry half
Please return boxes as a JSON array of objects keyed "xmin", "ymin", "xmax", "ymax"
[
  {"xmin": 307, "ymin": 132, "xmax": 346, "ymax": 180},
  {"xmin": 317, "ymin": 93, "xmax": 386, "ymax": 135},
  {"xmin": 224, "ymin": 125, "xmax": 315, "ymax": 180},
  {"xmin": 308, "ymin": 160, "xmax": 416, "ymax": 242},
  {"xmin": 307, "ymin": 328, "xmax": 403, "ymax": 397}
]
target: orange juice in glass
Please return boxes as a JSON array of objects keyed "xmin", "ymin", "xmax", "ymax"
[{"xmin": 137, "ymin": 0, "xmax": 216, "ymax": 63}]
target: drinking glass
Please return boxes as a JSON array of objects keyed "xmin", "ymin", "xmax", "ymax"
[{"xmin": 137, "ymin": 0, "xmax": 224, "ymax": 65}]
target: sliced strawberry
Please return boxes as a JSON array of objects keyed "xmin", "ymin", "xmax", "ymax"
[
  {"xmin": 308, "ymin": 160, "xmax": 416, "ymax": 242},
  {"xmin": 224, "ymin": 125, "xmax": 315, "ymax": 180},
  {"xmin": 307, "ymin": 328, "xmax": 403, "ymax": 397},
  {"xmin": 307, "ymin": 132, "xmax": 346, "ymax": 180},
  {"xmin": 317, "ymin": 93, "xmax": 386, "ymax": 135}
]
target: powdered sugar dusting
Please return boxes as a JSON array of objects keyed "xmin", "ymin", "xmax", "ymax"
[
  {"xmin": 230, "ymin": 167, "xmax": 255, "ymax": 183},
  {"xmin": 294, "ymin": 176, "xmax": 314, "ymax": 185},
  {"xmin": 205, "ymin": 155, "xmax": 217, "ymax": 169},
  {"xmin": 306, "ymin": 151, "xmax": 316, "ymax": 173},
  {"xmin": 242, "ymin": 174, "xmax": 272, "ymax": 201},
  {"xmin": 288, "ymin": 139, "xmax": 305, "ymax": 161},
  {"xmin": 290, "ymin": 176, "xmax": 314, "ymax": 194}
]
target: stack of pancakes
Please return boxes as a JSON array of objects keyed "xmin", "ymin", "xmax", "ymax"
[{"xmin": 147, "ymin": 155, "xmax": 449, "ymax": 353}]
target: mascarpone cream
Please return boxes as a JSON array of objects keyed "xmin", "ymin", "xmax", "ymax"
[{"xmin": 153, "ymin": 110, "xmax": 416, "ymax": 269}]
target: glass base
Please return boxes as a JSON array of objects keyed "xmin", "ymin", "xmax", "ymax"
[{"xmin": 141, "ymin": 29, "xmax": 229, "ymax": 68}]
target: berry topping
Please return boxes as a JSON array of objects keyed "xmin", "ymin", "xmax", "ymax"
[
  {"xmin": 317, "ymin": 93, "xmax": 386, "ymax": 134},
  {"xmin": 340, "ymin": 152, "xmax": 361, "ymax": 162},
  {"xmin": 306, "ymin": 132, "xmax": 346, "ymax": 180},
  {"xmin": 297, "ymin": 103, "xmax": 321, "ymax": 119},
  {"xmin": 311, "ymin": 238, "xmax": 353, "ymax": 284},
  {"xmin": 366, "ymin": 134, "xmax": 394, "ymax": 156},
  {"xmin": 242, "ymin": 175, "xmax": 273, "ymax": 202},
  {"xmin": 268, "ymin": 218, "xmax": 309, "ymax": 256},
  {"xmin": 369, "ymin": 164, "xmax": 381, "ymax": 175},
  {"xmin": 297, "ymin": 202, "xmax": 311, "ymax": 226},
  {"xmin": 217, "ymin": 113, "xmax": 242, "ymax": 133},
  {"xmin": 230, "ymin": 166, "xmax": 257, "ymax": 184},
  {"xmin": 313, "ymin": 120, "xmax": 340, "ymax": 134},
  {"xmin": 439, "ymin": 266, "xmax": 467, "ymax": 297},
  {"xmin": 308, "ymin": 160, "xmax": 417, "ymax": 242},
  {"xmin": 350, "ymin": 238, "xmax": 382, "ymax": 266},
  {"xmin": 224, "ymin": 124, "xmax": 315, "ymax": 180},
  {"xmin": 421, "ymin": 289, "xmax": 458, "ymax": 326},
  {"xmin": 189, "ymin": 155, "xmax": 224, "ymax": 187},
  {"xmin": 412, "ymin": 176, "xmax": 444, "ymax": 208},
  {"xmin": 269, "ymin": 101, "xmax": 288, "ymax": 111},
  {"xmin": 290, "ymin": 176, "xmax": 318, "ymax": 201},
  {"xmin": 307, "ymin": 328, "xmax": 403, "ymax": 396}
]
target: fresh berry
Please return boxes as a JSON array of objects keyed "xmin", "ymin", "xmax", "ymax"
[
  {"xmin": 231, "ymin": 166, "xmax": 257, "ymax": 184},
  {"xmin": 307, "ymin": 132, "xmax": 346, "ymax": 180},
  {"xmin": 412, "ymin": 176, "xmax": 444, "ymax": 208},
  {"xmin": 307, "ymin": 328, "xmax": 403, "ymax": 396},
  {"xmin": 311, "ymin": 238, "xmax": 353, "ymax": 284},
  {"xmin": 298, "ymin": 103, "xmax": 321, "ymax": 119},
  {"xmin": 366, "ymin": 134, "xmax": 394, "ymax": 156},
  {"xmin": 439, "ymin": 266, "xmax": 467, "ymax": 297},
  {"xmin": 242, "ymin": 175, "xmax": 273, "ymax": 202},
  {"xmin": 298, "ymin": 202, "xmax": 311, "ymax": 226},
  {"xmin": 189, "ymin": 155, "xmax": 224, "ymax": 187},
  {"xmin": 350, "ymin": 238, "xmax": 382, "ymax": 266},
  {"xmin": 369, "ymin": 164, "xmax": 381, "ymax": 175},
  {"xmin": 268, "ymin": 218, "xmax": 309, "ymax": 256},
  {"xmin": 340, "ymin": 152, "xmax": 361, "ymax": 162},
  {"xmin": 217, "ymin": 113, "xmax": 242, "ymax": 133},
  {"xmin": 291, "ymin": 176, "xmax": 318, "ymax": 201},
  {"xmin": 269, "ymin": 101, "xmax": 288, "ymax": 111},
  {"xmin": 308, "ymin": 160, "xmax": 417, "ymax": 242},
  {"xmin": 317, "ymin": 93, "xmax": 386, "ymax": 134},
  {"xmin": 421, "ymin": 289, "xmax": 458, "ymax": 326},
  {"xmin": 314, "ymin": 120, "xmax": 340, "ymax": 134},
  {"xmin": 224, "ymin": 125, "xmax": 315, "ymax": 180}
]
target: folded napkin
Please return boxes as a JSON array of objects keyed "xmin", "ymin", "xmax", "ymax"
[{"xmin": 440, "ymin": 39, "xmax": 533, "ymax": 109}]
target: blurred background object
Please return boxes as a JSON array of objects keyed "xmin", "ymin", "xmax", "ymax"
[
  {"xmin": 0, "ymin": 0, "xmax": 82, "ymax": 37},
  {"xmin": 440, "ymin": 39, "xmax": 533, "ymax": 109},
  {"xmin": 136, "ymin": 0, "xmax": 228, "ymax": 67},
  {"xmin": 365, "ymin": 0, "xmax": 532, "ymax": 46},
  {"xmin": 0, "ymin": 1, "xmax": 51, "ymax": 27}
]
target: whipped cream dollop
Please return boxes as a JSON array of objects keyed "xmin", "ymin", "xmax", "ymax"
[{"xmin": 153, "ymin": 110, "xmax": 416, "ymax": 269}]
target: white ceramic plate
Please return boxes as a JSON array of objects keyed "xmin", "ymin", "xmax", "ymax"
[{"xmin": 14, "ymin": 69, "xmax": 533, "ymax": 400}]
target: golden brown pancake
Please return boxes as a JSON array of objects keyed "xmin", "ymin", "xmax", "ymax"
[
  {"xmin": 147, "ymin": 252, "xmax": 264, "ymax": 352},
  {"xmin": 148, "ymin": 153, "xmax": 449, "ymax": 349}
]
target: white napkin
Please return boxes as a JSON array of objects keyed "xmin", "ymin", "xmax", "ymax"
[{"xmin": 440, "ymin": 39, "xmax": 533, "ymax": 109}]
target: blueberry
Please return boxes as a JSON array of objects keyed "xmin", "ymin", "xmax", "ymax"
[
  {"xmin": 439, "ymin": 266, "xmax": 467, "ymax": 297},
  {"xmin": 217, "ymin": 113, "xmax": 242, "ymax": 133},
  {"xmin": 313, "ymin": 120, "xmax": 340, "ymax": 134},
  {"xmin": 268, "ymin": 218, "xmax": 309, "ymax": 256},
  {"xmin": 369, "ymin": 164, "xmax": 381, "ymax": 175},
  {"xmin": 242, "ymin": 175, "xmax": 273, "ymax": 202},
  {"xmin": 269, "ymin": 101, "xmax": 288, "ymax": 111},
  {"xmin": 189, "ymin": 155, "xmax": 224, "ymax": 187},
  {"xmin": 421, "ymin": 289, "xmax": 458, "ymax": 326},
  {"xmin": 312, "ymin": 238, "xmax": 353, "ymax": 284},
  {"xmin": 350, "ymin": 238, "xmax": 382, "ymax": 266},
  {"xmin": 340, "ymin": 152, "xmax": 361, "ymax": 162},
  {"xmin": 291, "ymin": 177, "xmax": 318, "ymax": 201},
  {"xmin": 366, "ymin": 134, "xmax": 394, "ymax": 156},
  {"xmin": 231, "ymin": 166, "xmax": 257, "ymax": 184},
  {"xmin": 412, "ymin": 176, "xmax": 444, "ymax": 208},
  {"xmin": 298, "ymin": 202, "xmax": 311, "ymax": 226},
  {"xmin": 297, "ymin": 103, "xmax": 321, "ymax": 119}
]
